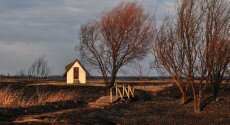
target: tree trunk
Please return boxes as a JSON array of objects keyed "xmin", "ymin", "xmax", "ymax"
[
  {"xmin": 213, "ymin": 80, "xmax": 220, "ymax": 99},
  {"xmin": 191, "ymin": 81, "xmax": 199, "ymax": 113},
  {"xmin": 175, "ymin": 78, "xmax": 188, "ymax": 104},
  {"xmin": 109, "ymin": 75, "xmax": 116, "ymax": 88},
  {"xmin": 197, "ymin": 89, "xmax": 202, "ymax": 113},
  {"xmin": 191, "ymin": 87, "xmax": 202, "ymax": 113},
  {"xmin": 193, "ymin": 97, "xmax": 198, "ymax": 113},
  {"xmin": 180, "ymin": 92, "xmax": 187, "ymax": 104},
  {"xmin": 109, "ymin": 65, "xmax": 117, "ymax": 89}
]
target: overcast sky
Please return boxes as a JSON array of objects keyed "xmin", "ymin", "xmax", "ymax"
[{"xmin": 0, "ymin": 0, "xmax": 175, "ymax": 76}]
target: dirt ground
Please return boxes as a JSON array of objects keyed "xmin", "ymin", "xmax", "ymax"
[{"xmin": 0, "ymin": 81, "xmax": 230, "ymax": 124}]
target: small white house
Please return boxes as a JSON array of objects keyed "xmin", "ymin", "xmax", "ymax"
[{"xmin": 63, "ymin": 59, "xmax": 90, "ymax": 84}]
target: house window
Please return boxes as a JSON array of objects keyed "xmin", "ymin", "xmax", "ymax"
[{"xmin": 74, "ymin": 67, "xmax": 79, "ymax": 79}]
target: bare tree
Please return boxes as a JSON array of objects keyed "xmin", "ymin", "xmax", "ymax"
[
  {"xmin": 154, "ymin": 0, "xmax": 203, "ymax": 112},
  {"xmin": 28, "ymin": 56, "xmax": 52, "ymax": 83},
  {"xmin": 154, "ymin": 0, "xmax": 229, "ymax": 113},
  {"xmin": 201, "ymin": 0, "xmax": 230, "ymax": 98},
  {"xmin": 154, "ymin": 17, "xmax": 189, "ymax": 104},
  {"xmin": 178, "ymin": 0, "xmax": 204, "ymax": 113},
  {"xmin": 79, "ymin": 2, "xmax": 155, "ymax": 88}
]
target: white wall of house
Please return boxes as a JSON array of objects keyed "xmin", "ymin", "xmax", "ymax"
[{"xmin": 66, "ymin": 62, "xmax": 87, "ymax": 84}]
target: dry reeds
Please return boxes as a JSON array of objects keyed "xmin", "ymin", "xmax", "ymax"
[
  {"xmin": 0, "ymin": 87, "xmax": 23, "ymax": 107},
  {"xmin": 37, "ymin": 90, "xmax": 79, "ymax": 104},
  {"xmin": 0, "ymin": 87, "xmax": 79, "ymax": 108}
]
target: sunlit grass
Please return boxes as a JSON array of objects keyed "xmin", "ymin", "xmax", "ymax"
[{"xmin": 0, "ymin": 87, "xmax": 79, "ymax": 108}]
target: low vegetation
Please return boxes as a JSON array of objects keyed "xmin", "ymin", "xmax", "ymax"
[{"xmin": 0, "ymin": 86, "xmax": 79, "ymax": 108}]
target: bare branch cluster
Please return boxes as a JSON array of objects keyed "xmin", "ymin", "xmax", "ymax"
[
  {"xmin": 27, "ymin": 56, "xmax": 52, "ymax": 79},
  {"xmin": 27, "ymin": 56, "xmax": 51, "ymax": 78}
]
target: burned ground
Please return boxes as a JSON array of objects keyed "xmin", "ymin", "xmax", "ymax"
[{"xmin": 0, "ymin": 81, "xmax": 229, "ymax": 124}]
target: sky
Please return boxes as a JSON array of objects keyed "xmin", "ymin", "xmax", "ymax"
[{"xmin": 0, "ymin": 0, "xmax": 175, "ymax": 76}]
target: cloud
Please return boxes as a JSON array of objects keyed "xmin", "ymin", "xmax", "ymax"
[
  {"xmin": 0, "ymin": 41, "xmax": 48, "ymax": 74},
  {"xmin": 0, "ymin": 0, "xmax": 175, "ymax": 75}
]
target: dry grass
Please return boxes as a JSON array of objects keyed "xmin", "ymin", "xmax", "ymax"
[
  {"xmin": 0, "ymin": 87, "xmax": 24, "ymax": 107},
  {"xmin": 134, "ymin": 84, "xmax": 173, "ymax": 92},
  {"xmin": 0, "ymin": 87, "xmax": 79, "ymax": 108},
  {"xmin": 37, "ymin": 90, "xmax": 79, "ymax": 104}
]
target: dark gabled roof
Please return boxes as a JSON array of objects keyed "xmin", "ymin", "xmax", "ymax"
[{"xmin": 63, "ymin": 59, "xmax": 90, "ymax": 77}]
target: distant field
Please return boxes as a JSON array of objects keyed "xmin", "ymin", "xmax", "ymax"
[{"xmin": 0, "ymin": 76, "xmax": 175, "ymax": 87}]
